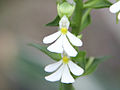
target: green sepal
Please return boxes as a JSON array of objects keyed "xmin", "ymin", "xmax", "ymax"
[
  {"xmin": 84, "ymin": 0, "xmax": 112, "ymax": 9},
  {"xmin": 57, "ymin": 2, "xmax": 75, "ymax": 18},
  {"xmin": 46, "ymin": 16, "xmax": 60, "ymax": 26},
  {"xmin": 29, "ymin": 43, "xmax": 62, "ymax": 61}
]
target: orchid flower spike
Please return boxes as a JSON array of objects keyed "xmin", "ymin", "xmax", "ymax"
[
  {"xmin": 44, "ymin": 56, "xmax": 84, "ymax": 83},
  {"xmin": 109, "ymin": 1, "xmax": 120, "ymax": 20},
  {"xmin": 43, "ymin": 15, "xmax": 83, "ymax": 57}
]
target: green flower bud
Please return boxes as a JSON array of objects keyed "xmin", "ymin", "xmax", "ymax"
[{"xmin": 57, "ymin": 2, "xmax": 75, "ymax": 18}]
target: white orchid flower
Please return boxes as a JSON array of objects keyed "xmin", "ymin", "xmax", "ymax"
[
  {"xmin": 43, "ymin": 15, "xmax": 83, "ymax": 57},
  {"xmin": 45, "ymin": 56, "xmax": 84, "ymax": 83},
  {"xmin": 109, "ymin": 1, "xmax": 120, "ymax": 20}
]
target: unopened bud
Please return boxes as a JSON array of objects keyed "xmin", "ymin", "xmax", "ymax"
[{"xmin": 57, "ymin": 2, "xmax": 75, "ymax": 18}]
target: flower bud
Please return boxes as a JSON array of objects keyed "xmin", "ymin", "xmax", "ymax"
[{"xmin": 57, "ymin": 2, "xmax": 75, "ymax": 18}]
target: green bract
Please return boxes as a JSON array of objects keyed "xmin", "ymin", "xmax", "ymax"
[{"xmin": 57, "ymin": 2, "xmax": 75, "ymax": 18}]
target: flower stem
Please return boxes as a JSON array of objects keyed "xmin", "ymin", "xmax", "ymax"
[
  {"xmin": 59, "ymin": 83, "xmax": 75, "ymax": 90},
  {"xmin": 85, "ymin": 57, "xmax": 94, "ymax": 70}
]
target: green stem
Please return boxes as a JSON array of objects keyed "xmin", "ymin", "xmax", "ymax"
[
  {"xmin": 59, "ymin": 83, "xmax": 75, "ymax": 90},
  {"xmin": 85, "ymin": 57, "xmax": 94, "ymax": 70},
  {"xmin": 116, "ymin": 12, "xmax": 119, "ymax": 24},
  {"xmin": 71, "ymin": 0, "xmax": 83, "ymax": 36},
  {"xmin": 80, "ymin": 8, "xmax": 92, "ymax": 32},
  {"xmin": 116, "ymin": 0, "xmax": 119, "ymax": 24}
]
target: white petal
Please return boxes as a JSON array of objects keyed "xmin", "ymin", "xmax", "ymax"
[
  {"xmin": 109, "ymin": 1, "xmax": 120, "ymax": 13},
  {"xmin": 63, "ymin": 35, "xmax": 77, "ymax": 57},
  {"xmin": 61, "ymin": 64, "xmax": 74, "ymax": 83},
  {"xmin": 118, "ymin": 12, "xmax": 120, "ymax": 20},
  {"xmin": 67, "ymin": 31, "xmax": 83, "ymax": 46},
  {"xmin": 47, "ymin": 35, "xmax": 63, "ymax": 53},
  {"xmin": 43, "ymin": 31, "xmax": 61, "ymax": 44},
  {"xmin": 68, "ymin": 61, "xmax": 84, "ymax": 76},
  {"xmin": 44, "ymin": 60, "xmax": 62, "ymax": 72},
  {"xmin": 45, "ymin": 64, "xmax": 64, "ymax": 82},
  {"xmin": 59, "ymin": 15, "xmax": 70, "ymax": 29}
]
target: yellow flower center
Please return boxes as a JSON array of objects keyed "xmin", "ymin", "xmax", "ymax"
[
  {"xmin": 62, "ymin": 56, "xmax": 69, "ymax": 64},
  {"xmin": 61, "ymin": 28, "xmax": 67, "ymax": 34}
]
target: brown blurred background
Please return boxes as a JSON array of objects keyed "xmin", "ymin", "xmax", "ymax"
[{"xmin": 0, "ymin": 0, "xmax": 120, "ymax": 90}]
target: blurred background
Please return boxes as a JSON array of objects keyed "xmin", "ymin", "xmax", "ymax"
[{"xmin": 0, "ymin": 0, "xmax": 120, "ymax": 90}]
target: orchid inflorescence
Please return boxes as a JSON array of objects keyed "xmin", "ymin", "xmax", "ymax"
[
  {"xmin": 42, "ymin": 0, "xmax": 119, "ymax": 84},
  {"xmin": 43, "ymin": 1, "xmax": 84, "ymax": 83},
  {"xmin": 30, "ymin": 0, "xmax": 119, "ymax": 89},
  {"xmin": 42, "ymin": 0, "xmax": 120, "ymax": 84}
]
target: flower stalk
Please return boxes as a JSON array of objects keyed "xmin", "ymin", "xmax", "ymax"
[{"xmin": 59, "ymin": 83, "xmax": 75, "ymax": 90}]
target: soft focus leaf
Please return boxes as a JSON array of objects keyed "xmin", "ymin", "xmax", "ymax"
[
  {"xmin": 46, "ymin": 16, "xmax": 60, "ymax": 26},
  {"xmin": 80, "ymin": 8, "xmax": 92, "ymax": 32},
  {"xmin": 71, "ymin": 51, "xmax": 109, "ymax": 77},
  {"xmin": 83, "ymin": 56, "xmax": 109, "ymax": 75},
  {"xmin": 71, "ymin": 0, "xmax": 83, "ymax": 35},
  {"xmin": 84, "ymin": 0, "xmax": 112, "ymax": 9},
  {"xmin": 29, "ymin": 43, "xmax": 62, "ymax": 61}
]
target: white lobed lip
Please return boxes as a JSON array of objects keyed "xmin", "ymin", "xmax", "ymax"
[
  {"xmin": 46, "ymin": 33, "xmax": 81, "ymax": 57},
  {"xmin": 45, "ymin": 60, "xmax": 84, "ymax": 83},
  {"xmin": 47, "ymin": 34, "xmax": 63, "ymax": 53},
  {"xmin": 43, "ymin": 30, "xmax": 83, "ymax": 57},
  {"xmin": 43, "ymin": 31, "xmax": 61, "ymax": 44},
  {"xmin": 61, "ymin": 64, "xmax": 75, "ymax": 83},
  {"xmin": 109, "ymin": 1, "xmax": 120, "ymax": 13},
  {"xmin": 62, "ymin": 35, "xmax": 77, "ymax": 57},
  {"xmin": 44, "ymin": 60, "xmax": 62, "ymax": 73},
  {"xmin": 68, "ymin": 60, "xmax": 84, "ymax": 76},
  {"xmin": 67, "ymin": 31, "xmax": 83, "ymax": 47},
  {"xmin": 45, "ymin": 63, "xmax": 64, "ymax": 82}
]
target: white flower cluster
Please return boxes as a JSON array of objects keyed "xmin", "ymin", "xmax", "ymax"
[
  {"xmin": 43, "ymin": 15, "xmax": 84, "ymax": 83},
  {"xmin": 41, "ymin": 0, "xmax": 120, "ymax": 84}
]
